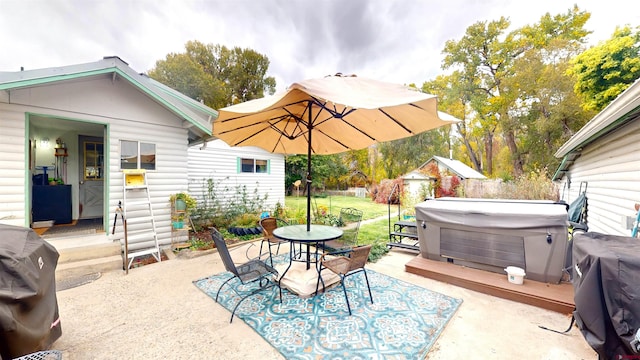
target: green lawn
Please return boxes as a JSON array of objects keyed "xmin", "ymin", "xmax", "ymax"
[
  {"xmin": 284, "ymin": 195, "xmax": 391, "ymax": 220},
  {"xmin": 284, "ymin": 195, "xmax": 398, "ymax": 261}
]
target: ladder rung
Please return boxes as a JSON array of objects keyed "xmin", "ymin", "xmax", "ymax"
[
  {"xmin": 125, "ymin": 200, "xmax": 152, "ymax": 207},
  {"xmin": 126, "ymin": 232, "xmax": 157, "ymax": 242},
  {"xmin": 125, "ymin": 216, "xmax": 155, "ymax": 224},
  {"xmin": 125, "ymin": 185, "xmax": 148, "ymax": 190},
  {"xmin": 127, "ymin": 248, "xmax": 160, "ymax": 259}
]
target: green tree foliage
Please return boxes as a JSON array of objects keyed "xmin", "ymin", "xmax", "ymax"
[
  {"xmin": 569, "ymin": 25, "xmax": 640, "ymax": 111},
  {"xmin": 421, "ymin": 73, "xmax": 483, "ymax": 173},
  {"xmin": 378, "ymin": 129, "xmax": 451, "ymax": 179},
  {"xmin": 148, "ymin": 40, "xmax": 276, "ymax": 109},
  {"xmin": 441, "ymin": 6, "xmax": 592, "ymax": 176},
  {"xmin": 284, "ymin": 154, "xmax": 347, "ymax": 194}
]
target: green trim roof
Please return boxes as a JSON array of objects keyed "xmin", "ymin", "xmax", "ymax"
[
  {"xmin": 552, "ymin": 79, "xmax": 640, "ymax": 180},
  {"xmin": 0, "ymin": 56, "xmax": 217, "ymax": 138}
]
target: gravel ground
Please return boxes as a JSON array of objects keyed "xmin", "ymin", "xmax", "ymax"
[{"xmin": 51, "ymin": 243, "xmax": 596, "ymax": 359}]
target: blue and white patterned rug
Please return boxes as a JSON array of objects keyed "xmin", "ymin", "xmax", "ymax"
[{"xmin": 193, "ymin": 255, "xmax": 462, "ymax": 359}]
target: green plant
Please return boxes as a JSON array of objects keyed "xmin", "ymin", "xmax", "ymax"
[
  {"xmin": 170, "ymin": 192, "xmax": 197, "ymax": 213},
  {"xmin": 368, "ymin": 241, "xmax": 390, "ymax": 262}
]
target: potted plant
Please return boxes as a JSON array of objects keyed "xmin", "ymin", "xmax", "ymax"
[
  {"xmin": 169, "ymin": 192, "xmax": 197, "ymax": 229},
  {"xmin": 172, "ymin": 213, "xmax": 185, "ymax": 229},
  {"xmin": 169, "ymin": 192, "xmax": 197, "ymax": 213}
]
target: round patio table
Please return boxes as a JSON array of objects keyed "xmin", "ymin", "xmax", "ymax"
[
  {"xmin": 273, "ymin": 224, "xmax": 343, "ymax": 270},
  {"xmin": 273, "ymin": 224, "xmax": 343, "ymax": 296}
]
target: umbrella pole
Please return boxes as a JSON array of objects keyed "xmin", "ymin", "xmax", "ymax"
[{"xmin": 306, "ymin": 120, "xmax": 312, "ymax": 232}]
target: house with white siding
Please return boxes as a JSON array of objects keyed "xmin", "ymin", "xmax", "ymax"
[
  {"xmin": 553, "ymin": 78, "xmax": 640, "ymax": 236},
  {"xmin": 0, "ymin": 56, "xmax": 283, "ymax": 256},
  {"xmin": 187, "ymin": 139, "xmax": 285, "ymax": 211}
]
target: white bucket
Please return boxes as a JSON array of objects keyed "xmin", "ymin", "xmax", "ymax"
[{"xmin": 505, "ymin": 266, "xmax": 526, "ymax": 285}]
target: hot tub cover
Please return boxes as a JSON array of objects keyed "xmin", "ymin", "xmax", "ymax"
[
  {"xmin": 415, "ymin": 198, "xmax": 568, "ymax": 229},
  {"xmin": 0, "ymin": 224, "xmax": 62, "ymax": 359},
  {"xmin": 572, "ymin": 232, "xmax": 640, "ymax": 358}
]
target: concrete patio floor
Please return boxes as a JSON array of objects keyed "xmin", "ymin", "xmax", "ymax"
[{"xmin": 50, "ymin": 242, "xmax": 596, "ymax": 359}]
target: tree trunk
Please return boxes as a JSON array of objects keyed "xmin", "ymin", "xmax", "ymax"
[
  {"xmin": 504, "ymin": 130, "xmax": 524, "ymax": 176},
  {"xmin": 484, "ymin": 132, "xmax": 494, "ymax": 176}
]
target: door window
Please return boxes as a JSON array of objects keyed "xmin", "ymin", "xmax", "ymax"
[{"xmin": 84, "ymin": 141, "xmax": 104, "ymax": 180}]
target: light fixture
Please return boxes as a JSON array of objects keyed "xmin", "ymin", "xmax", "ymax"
[{"xmin": 39, "ymin": 138, "xmax": 50, "ymax": 149}]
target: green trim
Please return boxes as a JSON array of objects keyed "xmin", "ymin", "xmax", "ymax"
[
  {"xmin": 237, "ymin": 157, "xmax": 241, "ymax": 173},
  {"xmin": 552, "ymin": 155, "xmax": 571, "ymax": 181},
  {"xmin": 2, "ymin": 66, "xmax": 213, "ymax": 136},
  {"xmin": 27, "ymin": 112, "xmax": 110, "ymax": 223},
  {"xmin": 0, "ymin": 68, "xmax": 115, "ymax": 90},
  {"xmin": 267, "ymin": 159, "xmax": 271, "ymax": 175},
  {"xmin": 103, "ymin": 123, "xmax": 110, "ymax": 229},
  {"xmin": 24, "ymin": 114, "xmax": 31, "ymax": 227},
  {"xmin": 112, "ymin": 69, "xmax": 212, "ymax": 135}
]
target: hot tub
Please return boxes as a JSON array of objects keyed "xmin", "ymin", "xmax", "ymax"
[{"xmin": 415, "ymin": 198, "xmax": 568, "ymax": 283}]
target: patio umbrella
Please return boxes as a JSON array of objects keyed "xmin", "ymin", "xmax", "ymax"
[{"xmin": 214, "ymin": 74, "xmax": 460, "ymax": 230}]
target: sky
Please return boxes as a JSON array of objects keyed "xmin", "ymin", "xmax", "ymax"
[{"xmin": 1, "ymin": 0, "xmax": 639, "ymax": 92}]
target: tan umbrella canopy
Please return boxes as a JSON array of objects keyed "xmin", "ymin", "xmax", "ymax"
[{"xmin": 214, "ymin": 74, "xmax": 460, "ymax": 230}]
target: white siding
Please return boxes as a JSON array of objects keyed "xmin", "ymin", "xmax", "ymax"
[
  {"xmin": 187, "ymin": 139, "xmax": 285, "ymax": 215},
  {"xmin": 1, "ymin": 76, "xmax": 196, "ymax": 250},
  {"xmin": 0, "ymin": 105, "xmax": 26, "ymax": 226},
  {"xmin": 556, "ymin": 119, "xmax": 640, "ymax": 236}
]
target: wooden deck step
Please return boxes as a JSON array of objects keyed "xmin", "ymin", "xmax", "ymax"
[{"xmin": 405, "ymin": 255, "xmax": 575, "ymax": 314}]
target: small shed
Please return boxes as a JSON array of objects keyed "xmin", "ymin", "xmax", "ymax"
[
  {"xmin": 401, "ymin": 170, "xmax": 435, "ymax": 199},
  {"xmin": 553, "ymin": 78, "xmax": 640, "ymax": 236},
  {"xmin": 418, "ymin": 155, "xmax": 487, "ymax": 180}
]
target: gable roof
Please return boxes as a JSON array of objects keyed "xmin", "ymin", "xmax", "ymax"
[
  {"xmin": 552, "ymin": 78, "xmax": 640, "ymax": 180},
  {"xmin": 419, "ymin": 155, "xmax": 487, "ymax": 179},
  {"xmin": 401, "ymin": 170, "xmax": 433, "ymax": 180},
  {"xmin": 0, "ymin": 56, "xmax": 217, "ymax": 143}
]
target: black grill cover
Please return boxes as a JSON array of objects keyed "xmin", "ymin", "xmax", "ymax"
[
  {"xmin": 0, "ymin": 225, "xmax": 62, "ymax": 359},
  {"xmin": 572, "ymin": 232, "xmax": 640, "ymax": 358}
]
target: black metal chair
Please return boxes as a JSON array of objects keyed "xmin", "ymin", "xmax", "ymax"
[
  {"xmin": 316, "ymin": 244, "xmax": 374, "ymax": 315},
  {"xmin": 210, "ymin": 227, "xmax": 282, "ymax": 323},
  {"xmin": 318, "ymin": 207, "xmax": 363, "ymax": 253}
]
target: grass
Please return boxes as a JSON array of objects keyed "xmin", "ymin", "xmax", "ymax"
[
  {"xmin": 285, "ymin": 195, "xmax": 391, "ymax": 220},
  {"xmin": 285, "ymin": 195, "xmax": 400, "ymax": 262}
]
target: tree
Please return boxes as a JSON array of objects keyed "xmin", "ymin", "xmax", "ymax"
[
  {"xmin": 441, "ymin": 6, "xmax": 591, "ymax": 176},
  {"xmin": 378, "ymin": 128, "xmax": 450, "ymax": 180},
  {"xmin": 422, "ymin": 73, "xmax": 484, "ymax": 173},
  {"xmin": 148, "ymin": 40, "xmax": 276, "ymax": 109},
  {"xmin": 569, "ymin": 25, "xmax": 640, "ymax": 111}
]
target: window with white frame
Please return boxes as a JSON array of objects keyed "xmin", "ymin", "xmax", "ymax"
[
  {"xmin": 239, "ymin": 158, "xmax": 269, "ymax": 174},
  {"xmin": 120, "ymin": 140, "xmax": 156, "ymax": 170}
]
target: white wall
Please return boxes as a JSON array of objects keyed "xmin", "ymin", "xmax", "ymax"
[
  {"xmin": 0, "ymin": 104, "xmax": 27, "ymax": 226},
  {"xmin": 187, "ymin": 139, "xmax": 285, "ymax": 214},
  {"xmin": 1, "ymin": 75, "xmax": 197, "ymax": 250},
  {"xmin": 555, "ymin": 119, "xmax": 640, "ymax": 236}
]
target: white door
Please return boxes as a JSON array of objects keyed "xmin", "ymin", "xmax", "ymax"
[{"xmin": 78, "ymin": 135, "xmax": 104, "ymax": 219}]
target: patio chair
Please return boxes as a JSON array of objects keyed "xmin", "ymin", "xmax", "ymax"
[
  {"xmin": 210, "ymin": 227, "xmax": 282, "ymax": 323},
  {"xmin": 258, "ymin": 217, "xmax": 291, "ymax": 266},
  {"xmin": 316, "ymin": 244, "xmax": 373, "ymax": 315},
  {"xmin": 318, "ymin": 207, "xmax": 363, "ymax": 253}
]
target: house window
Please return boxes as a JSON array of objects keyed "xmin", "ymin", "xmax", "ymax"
[
  {"xmin": 238, "ymin": 158, "xmax": 269, "ymax": 174},
  {"xmin": 121, "ymin": 140, "xmax": 156, "ymax": 170}
]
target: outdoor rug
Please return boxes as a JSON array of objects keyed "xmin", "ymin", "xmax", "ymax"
[{"xmin": 193, "ymin": 255, "xmax": 462, "ymax": 359}]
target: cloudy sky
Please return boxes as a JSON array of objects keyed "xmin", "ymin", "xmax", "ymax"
[{"xmin": 1, "ymin": 0, "xmax": 639, "ymax": 92}]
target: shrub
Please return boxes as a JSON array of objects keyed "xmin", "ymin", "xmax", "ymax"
[{"xmin": 371, "ymin": 178, "xmax": 403, "ymax": 204}]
